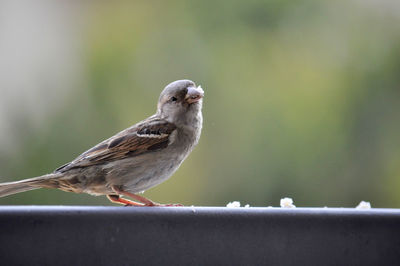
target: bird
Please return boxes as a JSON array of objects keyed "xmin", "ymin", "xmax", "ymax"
[{"xmin": 0, "ymin": 79, "xmax": 204, "ymax": 206}]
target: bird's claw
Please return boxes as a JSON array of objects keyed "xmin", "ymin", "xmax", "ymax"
[
  {"xmin": 146, "ymin": 202, "xmax": 184, "ymax": 207},
  {"xmin": 123, "ymin": 202, "xmax": 183, "ymax": 207}
]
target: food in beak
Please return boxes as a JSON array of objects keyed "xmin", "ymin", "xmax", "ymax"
[{"xmin": 185, "ymin": 86, "xmax": 204, "ymax": 104}]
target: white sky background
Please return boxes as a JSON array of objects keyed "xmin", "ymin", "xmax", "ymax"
[{"xmin": 0, "ymin": 1, "xmax": 84, "ymax": 152}]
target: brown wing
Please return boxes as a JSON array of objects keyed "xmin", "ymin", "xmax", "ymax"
[{"xmin": 55, "ymin": 118, "xmax": 176, "ymax": 172}]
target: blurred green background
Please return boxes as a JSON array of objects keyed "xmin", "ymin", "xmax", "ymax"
[{"xmin": 0, "ymin": 0, "xmax": 399, "ymax": 207}]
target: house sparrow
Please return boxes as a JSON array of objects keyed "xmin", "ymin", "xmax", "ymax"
[{"xmin": 0, "ymin": 79, "xmax": 204, "ymax": 206}]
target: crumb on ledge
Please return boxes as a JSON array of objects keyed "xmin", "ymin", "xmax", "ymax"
[
  {"xmin": 226, "ymin": 201, "xmax": 251, "ymax": 208},
  {"xmin": 356, "ymin": 201, "xmax": 371, "ymax": 209},
  {"xmin": 226, "ymin": 201, "xmax": 241, "ymax": 208},
  {"xmin": 280, "ymin": 197, "xmax": 296, "ymax": 208}
]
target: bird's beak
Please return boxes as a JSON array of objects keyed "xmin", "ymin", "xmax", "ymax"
[{"xmin": 185, "ymin": 85, "xmax": 204, "ymax": 104}]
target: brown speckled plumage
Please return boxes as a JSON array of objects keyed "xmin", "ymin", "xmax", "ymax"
[{"xmin": 0, "ymin": 80, "xmax": 204, "ymax": 206}]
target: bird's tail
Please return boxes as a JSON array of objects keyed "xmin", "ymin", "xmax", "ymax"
[{"xmin": 0, "ymin": 173, "xmax": 60, "ymax": 198}]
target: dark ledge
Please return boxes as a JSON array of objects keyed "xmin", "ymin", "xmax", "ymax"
[{"xmin": 0, "ymin": 206, "xmax": 399, "ymax": 266}]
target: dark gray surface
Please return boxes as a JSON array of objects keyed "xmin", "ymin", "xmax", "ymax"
[{"xmin": 0, "ymin": 206, "xmax": 399, "ymax": 266}]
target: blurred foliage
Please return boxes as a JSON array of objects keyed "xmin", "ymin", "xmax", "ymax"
[{"xmin": 1, "ymin": 0, "xmax": 400, "ymax": 207}]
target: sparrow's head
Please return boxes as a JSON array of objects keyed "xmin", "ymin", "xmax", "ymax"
[{"xmin": 157, "ymin": 79, "xmax": 204, "ymax": 126}]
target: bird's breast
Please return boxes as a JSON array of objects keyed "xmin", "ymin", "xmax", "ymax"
[{"xmin": 104, "ymin": 113, "xmax": 202, "ymax": 194}]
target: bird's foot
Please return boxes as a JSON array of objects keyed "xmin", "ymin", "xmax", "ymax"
[
  {"xmin": 147, "ymin": 202, "xmax": 184, "ymax": 207},
  {"xmin": 110, "ymin": 186, "xmax": 184, "ymax": 207},
  {"xmin": 107, "ymin": 194, "xmax": 144, "ymax": 206}
]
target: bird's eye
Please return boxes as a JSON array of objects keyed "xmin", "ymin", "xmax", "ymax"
[{"xmin": 170, "ymin": 96, "xmax": 177, "ymax": 102}]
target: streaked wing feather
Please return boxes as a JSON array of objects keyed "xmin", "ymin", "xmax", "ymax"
[{"xmin": 55, "ymin": 118, "xmax": 176, "ymax": 172}]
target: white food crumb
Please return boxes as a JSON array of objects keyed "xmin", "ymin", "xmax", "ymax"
[
  {"xmin": 244, "ymin": 204, "xmax": 250, "ymax": 208},
  {"xmin": 356, "ymin": 201, "xmax": 371, "ymax": 209},
  {"xmin": 226, "ymin": 201, "xmax": 241, "ymax": 208},
  {"xmin": 280, "ymin": 197, "xmax": 296, "ymax": 208}
]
